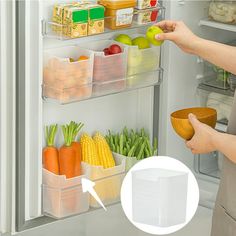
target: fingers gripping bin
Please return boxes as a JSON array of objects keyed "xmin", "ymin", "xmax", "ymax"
[
  {"xmin": 79, "ymin": 40, "xmax": 128, "ymax": 96},
  {"xmin": 82, "ymin": 153, "xmax": 126, "ymax": 208},
  {"xmin": 132, "ymin": 169, "xmax": 188, "ymax": 227},
  {"xmin": 42, "ymin": 169, "xmax": 89, "ymax": 219},
  {"xmin": 43, "ymin": 46, "xmax": 93, "ymax": 103}
]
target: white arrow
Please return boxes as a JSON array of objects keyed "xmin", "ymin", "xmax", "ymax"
[{"xmin": 81, "ymin": 178, "xmax": 107, "ymax": 211}]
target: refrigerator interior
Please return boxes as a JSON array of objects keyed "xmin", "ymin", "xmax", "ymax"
[{"xmin": 14, "ymin": 0, "xmax": 236, "ymax": 234}]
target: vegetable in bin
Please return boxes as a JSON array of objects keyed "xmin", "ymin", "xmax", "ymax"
[
  {"xmin": 59, "ymin": 123, "xmax": 77, "ymax": 179},
  {"xmin": 105, "ymin": 127, "xmax": 158, "ymax": 159},
  {"xmin": 43, "ymin": 124, "xmax": 60, "ymax": 175},
  {"xmin": 93, "ymin": 132, "xmax": 115, "ymax": 169},
  {"xmin": 70, "ymin": 121, "xmax": 84, "ymax": 177}
]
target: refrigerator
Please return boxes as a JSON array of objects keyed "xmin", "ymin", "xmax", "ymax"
[{"xmin": 0, "ymin": 0, "xmax": 236, "ymax": 235}]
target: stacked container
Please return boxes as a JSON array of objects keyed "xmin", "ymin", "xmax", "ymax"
[
  {"xmin": 133, "ymin": 0, "xmax": 159, "ymax": 25},
  {"xmin": 43, "ymin": 46, "xmax": 93, "ymax": 103},
  {"xmin": 42, "ymin": 169, "xmax": 89, "ymax": 219}
]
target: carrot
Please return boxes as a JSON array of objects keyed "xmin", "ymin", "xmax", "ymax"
[
  {"xmin": 43, "ymin": 125, "xmax": 59, "ymax": 175},
  {"xmin": 59, "ymin": 124, "xmax": 76, "ymax": 179},
  {"xmin": 70, "ymin": 121, "xmax": 84, "ymax": 177}
]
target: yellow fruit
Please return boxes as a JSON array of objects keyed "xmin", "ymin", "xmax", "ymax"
[{"xmin": 146, "ymin": 26, "xmax": 164, "ymax": 46}]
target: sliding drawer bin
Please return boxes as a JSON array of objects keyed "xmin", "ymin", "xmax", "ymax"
[
  {"xmin": 113, "ymin": 152, "xmax": 139, "ymax": 171},
  {"xmin": 136, "ymin": 0, "xmax": 158, "ymax": 9},
  {"xmin": 43, "ymin": 46, "xmax": 93, "ymax": 103},
  {"xmin": 132, "ymin": 168, "xmax": 188, "ymax": 227},
  {"xmin": 114, "ymin": 34, "xmax": 160, "ymax": 87},
  {"xmin": 209, "ymin": 1, "xmax": 236, "ymax": 25},
  {"xmin": 82, "ymin": 153, "xmax": 126, "ymax": 208},
  {"xmin": 197, "ymin": 86, "xmax": 234, "ymax": 123},
  {"xmin": 133, "ymin": 8, "xmax": 159, "ymax": 25},
  {"xmin": 79, "ymin": 40, "xmax": 128, "ymax": 96},
  {"xmin": 42, "ymin": 169, "xmax": 89, "ymax": 219}
]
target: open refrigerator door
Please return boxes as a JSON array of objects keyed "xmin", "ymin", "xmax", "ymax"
[{"xmin": 15, "ymin": 0, "xmax": 164, "ymax": 233}]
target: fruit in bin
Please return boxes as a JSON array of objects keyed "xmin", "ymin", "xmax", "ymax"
[
  {"xmin": 132, "ymin": 37, "xmax": 150, "ymax": 49},
  {"xmin": 115, "ymin": 34, "xmax": 132, "ymax": 46},
  {"xmin": 146, "ymin": 26, "xmax": 164, "ymax": 46},
  {"xmin": 103, "ymin": 48, "xmax": 110, "ymax": 56},
  {"xmin": 69, "ymin": 58, "xmax": 75, "ymax": 62},
  {"xmin": 108, "ymin": 44, "xmax": 122, "ymax": 55},
  {"xmin": 78, "ymin": 55, "xmax": 89, "ymax": 61}
]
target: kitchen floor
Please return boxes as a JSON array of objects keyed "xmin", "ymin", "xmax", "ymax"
[{"xmin": 16, "ymin": 204, "xmax": 213, "ymax": 236}]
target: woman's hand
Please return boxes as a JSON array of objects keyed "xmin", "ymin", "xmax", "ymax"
[
  {"xmin": 155, "ymin": 20, "xmax": 201, "ymax": 54},
  {"xmin": 186, "ymin": 113, "xmax": 220, "ymax": 154}
]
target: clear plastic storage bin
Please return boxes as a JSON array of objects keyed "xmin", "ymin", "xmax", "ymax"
[
  {"xmin": 136, "ymin": 0, "xmax": 158, "ymax": 9},
  {"xmin": 209, "ymin": 1, "xmax": 236, "ymax": 25},
  {"xmin": 42, "ymin": 169, "xmax": 89, "ymax": 219},
  {"xmin": 132, "ymin": 168, "xmax": 188, "ymax": 227},
  {"xmin": 197, "ymin": 85, "xmax": 234, "ymax": 123},
  {"xmin": 82, "ymin": 153, "xmax": 126, "ymax": 208},
  {"xmin": 43, "ymin": 46, "xmax": 93, "ymax": 103},
  {"xmin": 79, "ymin": 40, "xmax": 128, "ymax": 96},
  {"xmin": 112, "ymin": 152, "xmax": 139, "ymax": 171}
]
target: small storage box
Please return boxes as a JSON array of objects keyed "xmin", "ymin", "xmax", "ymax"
[
  {"xmin": 132, "ymin": 168, "xmax": 188, "ymax": 227},
  {"xmin": 42, "ymin": 169, "xmax": 89, "ymax": 219},
  {"xmin": 136, "ymin": 0, "xmax": 158, "ymax": 10},
  {"xmin": 43, "ymin": 46, "xmax": 93, "ymax": 103},
  {"xmin": 82, "ymin": 153, "xmax": 126, "ymax": 208},
  {"xmin": 79, "ymin": 40, "xmax": 128, "ymax": 96},
  {"xmin": 133, "ymin": 8, "xmax": 158, "ymax": 25},
  {"xmin": 98, "ymin": 0, "xmax": 136, "ymax": 29}
]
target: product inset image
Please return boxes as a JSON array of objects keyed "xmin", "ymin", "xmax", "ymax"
[{"xmin": 132, "ymin": 168, "xmax": 188, "ymax": 227}]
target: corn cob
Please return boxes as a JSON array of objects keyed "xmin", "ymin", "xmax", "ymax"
[
  {"xmin": 93, "ymin": 132, "xmax": 115, "ymax": 169},
  {"xmin": 81, "ymin": 133, "xmax": 100, "ymax": 166}
]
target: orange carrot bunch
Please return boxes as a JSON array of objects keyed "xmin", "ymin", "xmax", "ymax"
[
  {"xmin": 43, "ymin": 124, "xmax": 59, "ymax": 175},
  {"xmin": 59, "ymin": 121, "xmax": 84, "ymax": 178}
]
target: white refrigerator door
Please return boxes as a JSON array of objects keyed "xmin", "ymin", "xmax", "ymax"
[{"xmin": 0, "ymin": 0, "xmax": 15, "ymax": 234}]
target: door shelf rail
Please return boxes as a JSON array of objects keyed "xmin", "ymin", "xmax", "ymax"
[
  {"xmin": 42, "ymin": 68, "xmax": 163, "ymax": 105},
  {"xmin": 42, "ymin": 5, "xmax": 166, "ymax": 41},
  {"xmin": 199, "ymin": 18, "xmax": 236, "ymax": 32}
]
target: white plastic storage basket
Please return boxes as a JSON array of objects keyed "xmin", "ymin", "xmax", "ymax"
[
  {"xmin": 78, "ymin": 40, "xmax": 128, "ymax": 96},
  {"xmin": 82, "ymin": 153, "xmax": 126, "ymax": 208},
  {"xmin": 42, "ymin": 169, "xmax": 89, "ymax": 219},
  {"xmin": 132, "ymin": 168, "xmax": 188, "ymax": 227},
  {"xmin": 43, "ymin": 46, "xmax": 94, "ymax": 103}
]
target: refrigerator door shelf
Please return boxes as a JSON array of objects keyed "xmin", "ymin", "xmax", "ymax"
[
  {"xmin": 42, "ymin": 68, "xmax": 163, "ymax": 105},
  {"xmin": 42, "ymin": 6, "xmax": 165, "ymax": 41}
]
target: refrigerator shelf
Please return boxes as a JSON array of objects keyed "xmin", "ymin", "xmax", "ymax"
[
  {"xmin": 199, "ymin": 18, "xmax": 236, "ymax": 32},
  {"xmin": 42, "ymin": 6, "xmax": 165, "ymax": 41},
  {"xmin": 198, "ymin": 83, "xmax": 234, "ymax": 97},
  {"xmin": 42, "ymin": 68, "xmax": 163, "ymax": 105}
]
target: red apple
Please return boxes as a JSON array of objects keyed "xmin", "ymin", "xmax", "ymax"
[
  {"xmin": 103, "ymin": 48, "xmax": 110, "ymax": 56},
  {"xmin": 108, "ymin": 44, "xmax": 122, "ymax": 55}
]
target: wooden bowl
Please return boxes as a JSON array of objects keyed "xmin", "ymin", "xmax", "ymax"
[{"xmin": 171, "ymin": 107, "xmax": 217, "ymax": 140}]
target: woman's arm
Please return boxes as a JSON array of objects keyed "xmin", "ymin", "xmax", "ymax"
[
  {"xmin": 155, "ymin": 20, "xmax": 236, "ymax": 75},
  {"xmin": 186, "ymin": 114, "xmax": 236, "ymax": 164}
]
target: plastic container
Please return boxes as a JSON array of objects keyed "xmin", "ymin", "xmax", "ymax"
[
  {"xmin": 209, "ymin": 1, "xmax": 236, "ymax": 24},
  {"xmin": 136, "ymin": 0, "xmax": 158, "ymax": 9},
  {"xmin": 42, "ymin": 169, "xmax": 89, "ymax": 219},
  {"xmin": 133, "ymin": 8, "xmax": 158, "ymax": 25},
  {"xmin": 98, "ymin": 0, "xmax": 136, "ymax": 29},
  {"xmin": 113, "ymin": 152, "xmax": 139, "ymax": 171},
  {"xmin": 228, "ymin": 74, "xmax": 236, "ymax": 91},
  {"xmin": 132, "ymin": 168, "xmax": 188, "ymax": 227},
  {"xmin": 43, "ymin": 46, "xmax": 93, "ymax": 103},
  {"xmin": 79, "ymin": 40, "xmax": 128, "ymax": 96},
  {"xmin": 82, "ymin": 153, "xmax": 126, "ymax": 208},
  {"xmin": 197, "ymin": 86, "xmax": 234, "ymax": 122}
]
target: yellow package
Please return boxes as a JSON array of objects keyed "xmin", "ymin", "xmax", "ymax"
[{"xmin": 63, "ymin": 5, "xmax": 89, "ymax": 38}]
